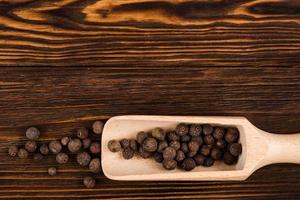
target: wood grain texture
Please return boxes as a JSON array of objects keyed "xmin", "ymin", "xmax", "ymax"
[
  {"xmin": 0, "ymin": 67, "xmax": 299, "ymax": 199},
  {"xmin": 1, "ymin": 0, "xmax": 300, "ymax": 66}
]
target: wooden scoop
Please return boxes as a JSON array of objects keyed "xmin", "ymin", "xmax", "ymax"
[{"xmin": 101, "ymin": 115, "xmax": 300, "ymax": 181}]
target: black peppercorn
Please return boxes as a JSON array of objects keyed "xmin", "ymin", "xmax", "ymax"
[
  {"xmin": 61, "ymin": 136, "xmax": 70, "ymax": 146},
  {"xmin": 176, "ymin": 123, "xmax": 189, "ymax": 136},
  {"xmin": 82, "ymin": 138, "xmax": 92, "ymax": 149},
  {"xmin": 77, "ymin": 127, "xmax": 89, "ymax": 139},
  {"xmin": 213, "ymin": 127, "xmax": 225, "ymax": 140},
  {"xmin": 92, "ymin": 121, "xmax": 104, "ymax": 135},
  {"xmin": 181, "ymin": 158, "xmax": 196, "ymax": 171},
  {"xmin": 163, "ymin": 147, "xmax": 176, "ymax": 160},
  {"xmin": 25, "ymin": 140, "xmax": 37, "ymax": 153},
  {"xmin": 83, "ymin": 176, "xmax": 96, "ymax": 188},
  {"xmin": 210, "ymin": 148, "xmax": 222, "ymax": 160},
  {"xmin": 89, "ymin": 158, "xmax": 101, "ymax": 173},
  {"xmin": 175, "ymin": 150, "xmax": 185, "ymax": 162},
  {"xmin": 56, "ymin": 152, "xmax": 69, "ymax": 164},
  {"xmin": 138, "ymin": 147, "xmax": 152, "ymax": 158},
  {"xmin": 216, "ymin": 140, "xmax": 226, "ymax": 149},
  {"xmin": 77, "ymin": 152, "xmax": 91, "ymax": 166},
  {"xmin": 136, "ymin": 131, "xmax": 148, "ymax": 144},
  {"xmin": 203, "ymin": 124, "xmax": 213, "ymax": 135},
  {"xmin": 203, "ymin": 157, "xmax": 215, "ymax": 167},
  {"xmin": 200, "ymin": 145, "xmax": 211, "ymax": 156},
  {"xmin": 18, "ymin": 148, "xmax": 28, "ymax": 159},
  {"xmin": 223, "ymin": 152, "xmax": 237, "ymax": 165},
  {"xmin": 49, "ymin": 140, "xmax": 62, "ymax": 154},
  {"xmin": 107, "ymin": 140, "xmax": 121, "ymax": 152},
  {"xmin": 188, "ymin": 141, "xmax": 200, "ymax": 152},
  {"xmin": 25, "ymin": 127, "xmax": 40, "ymax": 140},
  {"xmin": 157, "ymin": 141, "xmax": 168, "ymax": 153},
  {"xmin": 33, "ymin": 153, "xmax": 43, "ymax": 161},
  {"xmin": 151, "ymin": 128, "xmax": 166, "ymax": 141},
  {"xmin": 40, "ymin": 144, "xmax": 49, "ymax": 155},
  {"xmin": 8, "ymin": 145, "xmax": 18, "ymax": 157},
  {"xmin": 162, "ymin": 159, "xmax": 177, "ymax": 170},
  {"xmin": 120, "ymin": 139, "xmax": 130, "ymax": 148},
  {"xmin": 228, "ymin": 143, "xmax": 242, "ymax": 156},
  {"xmin": 130, "ymin": 139, "xmax": 138, "ymax": 151},
  {"xmin": 188, "ymin": 151, "xmax": 197, "ymax": 158},
  {"xmin": 225, "ymin": 128, "xmax": 239, "ymax": 143},
  {"xmin": 169, "ymin": 141, "xmax": 180, "ymax": 151},
  {"xmin": 191, "ymin": 136, "xmax": 203, "ymax": 146},
  {"xmin": 167, "ymin": 131, "xmax": 180, "ymax": 141},
  {"xmin": 48, "ymin": 167, "xmax": 57, "ymax": 176},
  {"xmin": 153, "ymin": 152, "xmax": 163, "ymax": 163},
  {"xmin": 142, "ymin": 138, "xmax": 157, "ymax": 152},
  {"xmin": 181, "ymin": 143, "xmax": 189, "ymax": 154},
  {"xmin": 122, "ymin": 147, "xmax": 134, "ymax": 160},
  {"xmin": 204, "ymin": 135, "xmax": 215, "ymax": 145},
  {"xmin": 189, "ymin": 124, "xmax": 202, "ymax": 137},
  {"xmin": 68, "ymin": 138, "xmax": 82, "ymax": 153},
  {"xmin": 194, "ymin": 154, "xmax": 206, "ymax": 166},
  {"xmin": 90, "ymin": 142, "xmax": 101, "ymax": 154},
  {"xmin": 181, "ymin": 135, "xmax": 191, "ymax": 142}
]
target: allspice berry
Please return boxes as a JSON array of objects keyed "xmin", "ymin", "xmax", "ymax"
[
  {"xmin": 203, "ymin": 124, "xmax": 213, "ymax": 135},
  {"xmin": 40, "ymin": 144, "xmax": 49, "ymax": 155},
  {"xmin": 49, "ymin": 140, "xmax": 62, "ymax": 154},
  {"xmin": 228, "ymin": 143, "xmax": 242, "ymax": 156},
  {"xmin": 77, "ymin": 152, "xmax": 91, "ymax": 166},
  {"xmin": 18, "ymin": 148, "xmax": 28, "ymax": 159},
  {"xmin": 48, "ymin": 167, "xmax": 57, "ymax": 176},
  {"xmin": 189, "ymin": 124, "xmax": 202, "ymax": 136},
  {"xmin": 188, "ymin": 141, "xmax": 200, "ymax": 152},
  {"xmin": 167, "ymin": 131, "xmax": 180, "ymax": 141},
  {"xmin": 176, "ymin": 123, "xmax": 189, "ymax": 136},
  {"xmin": 153, "ymin": 152, "xmax": 163, "ymax": 163},
  {"xmin": 89, "ymin": 158, "xmax": 101, "ymax": 173},
  {"xmin": 162, "ymin": 159, "xmax": 177, "ymax": 170},
  {"xmin": 163, "ymin": 147, "xmax": 176, "ymax": 160},
  {"xmin": 130, "ymin": 139, "xmax": 138, "ymax": 151},
  {"xmin": 90, "ymin": 142, "xmax": 101, "ymax": 154},
  {"xmin": 151, "ymin": 128, "xmax": 166, "ymax": 141},
  {"xmin": 142, "ymin": 138, "xmax": 157, "ymax": 152},
  {"xmin": 157, "ymin": 141, "xmax": 168, "ymax": 153},
  {"xmin": 136, "ymin": 131, "xmax": 148, "ymax": 144},
  {"xmin": 25, "ymin": 140, "xmax": 37, "ymax": 153},
  {"xmin": 138, "ymin": 147, "xmax": 152, "ymax": 159},
  {"xmin": 122, "ymin": 148, "xmax": 134, "ymax": 160},
  {"xmin": 213, "ymin": 127, "xmax": 225, "ymax": 140},
  {"xmin": 92, "ymin": 121, "xmax": 104, "ymax": 134},
  {"xmin": 120, "ymin": 139, "xmax": 130, "ymax": 148},
  {"xmin": 68, "ymin": 138, "xmax": 82, "ymax": 153},
  {"xmin": 203, "ymin": 157, "xmax": 215, "ymax": 167},
  {"xmin": 61, "ymin": 136, "xmax": 70, "ymax": 146},
  {"xmin": 25, "ymin": 127, "xmax": 40, "ymax": 140},
  {"xmin": 56, "ymin": 152, "xmax": 69, "ymax": 164},
  {"xmin": 82, "ymin": 138, "xmax": 92, "ymax": 149},
  {"xmin": 181, "ymin": 158, "xmax": 196, "ymax": 171},
  {"xmin": 107, "ymin": 140, "xmax": 121, "ymax": 152},
  {"xmin": 169, "ymin": 141, "xmax": 180, "ymax": 151},
  {"xmin": 225, "ymin": 128, "xmax": 239, "ymax": 143},
  {"xmin": 211, "ymin": 148, "xmax": 222, "ymax": 160},
  {"xmin": 175, "ymin": 150, "xmax": 185, "ymax": 162},
  {"xmin": 33, "ymin": 153, "xmax": 43, "ymax": 161},
  {"xmin": 83, "ymin": 176, "xmax": 96, "ymax": 188},
  {"xmin": 8, "ymin": 145, "xmax": 18, "ymax": 157},
  {"xmin": 223, "ymin": 152, "xmax": 237, "ymax": 165},
  {"xmin": 194, "ymin": 154, "xmax": 206, "ymax": 166},
  {"xmin": 77, "ymin": 127, "xmax": 89, "ymax": 139}
]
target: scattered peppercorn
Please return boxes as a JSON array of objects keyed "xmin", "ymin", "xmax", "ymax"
[
  {"xmin": 40, "ymin": 144, "xmax": 49, "ymax": 155},
  {"xmin": 89, "ymin": 158, "xmax": 101, "ymax": 173},
  {"xmin": 82, "ymin": 138, "xmax": 92, "ymax": 149},
  {"xmin": 228, "ymin": 143, "xmax": 242, "ymax": 156},
  {"xmin": 8, "ymin": 145, "xmax": 18, "ymax": 157},
  {"xmin": 120, "ymin": 139, "xmax": 130, "ymax": 148},
  {"xmin": 163, "ymin": 147, "xmax": 176, "ymax": 160},
  {"xmin": 176, "ymin": 123, "xmax": 189, "ymax": 136},
  {"xmin": 107, "ymin": 140, "xmax": 121, "ymax": 152},
  {"xmin": 142, "ymin": 138, "xmax": 157, "ymax": 152},
  {"xmin": 77, "ymin": 152, "xmax": 91, "ymax": 166},
  {"xmin": 194, "ymin": 154, "xmax": 206, "ymax": 166},
  {"xmin": 136, "ymin": 131, "xmax": 148, "ymax": 144},
  {"xmin": 25, "ymin": 140, "xmax": 37, "ymax": 153},
  {"xmin": 48, "ymin": 167, "xmax": 57, "ymax": 176},
  {"xmin": 25, "ymin": 127, "xmax": 40, "ymax": 140},
  {"xmin": 122, "ymin": 148, "xmax": 134, "ymax": 160},
  {"xmin": 92, "ymin": 121, "xmax": 104, "ymax": 135},
  {"xmin": 151, "ymin": 128, "xmax": 166, "ymax": 141},
  {"xmin": 77, "ymin": 127, "xmax": 89, "ymax": 139},
  {"xmin": 90, "ymin": 142, "xmax": 101, "ymax": 154},
  {"xmin": 49, "ymin": 140, "xmax": 62, "ymax": 154},
  {"xmin": 33, "ymin": 153, "xmax": 43, "ymax": 161},
  {"xmin": 181, "ymin": 158, "xmax": 196, "ymax": 171},
  {"xmin": 157, "ymin": 141, "xmax": 168, "ymax": 153},
  {"xmin": 83, "ymin": 176, "xmax": 96, "ymax": 188},
  {"xmin": 169, "ymin": 141, "xmax": 180, "ymax": 151},
  {"xmin": 202, "ymin": 124, "xmax": 213, "ymax": 135},
  {"xmin": 61, "ymin": 136, "xmax": 70, "ymax": 146},
  {"xmin": 189, "ymin": 124, "xmax": 202, "ymax": 136},
  {"xmin": 175, "ymin": 150, "xmax": 185, "ymax": 162},
  {"xmin": 56, "ymin": 153, "xmax": 69, "ymax": 164},
  {"xmin": 167, "ymin": 131, "xmax": 180, "ymax": 141},
  {"xmin": 138, "ymin": 147, "xmax": 152, "ymax": 158},
  {"xmin": 68, "ymin": 138, "xmax": 82, "ymax": 153},
  {"xmin": 225, "ymin": 128, "xmax": 239, "ymax": 143},
  {"xmin": 153, "ymin": 152, "xmax": 163, "ymax": 163},
  {"xmin": 162, "ymin": 159, "xmax": 177, "ymax": 170},
  {"xmin": 213, "ymin": 127, "xmax": 225, "ymax": 140},
  {"xmin": 203, "ymin": 157, "xmax": 215, "ymax": 167},
  {"xmin": 129, "ymin": 139, "xmax": 138, "ymax": 151},
  {"xmin": 18, "ymin": 148, "xmax": 28, "ymax": 159}
]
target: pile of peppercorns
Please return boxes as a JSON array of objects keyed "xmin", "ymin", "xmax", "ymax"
[
  {"xmin": 108, "ymin": 123, "xmax": 242, "ymax": 171},
  {"xmin": 8, "ymin": 121, "xmax": 104, "ymax": 188}
]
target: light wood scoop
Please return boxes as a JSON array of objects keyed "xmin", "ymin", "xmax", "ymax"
[{"xmin": 101, "ymin": 115, "xmax": 300, "ymax": 181}]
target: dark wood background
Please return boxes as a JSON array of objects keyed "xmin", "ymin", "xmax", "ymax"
[{"xmin": 0, "ymin": 0, "xmax": 300, "ymax": 199}]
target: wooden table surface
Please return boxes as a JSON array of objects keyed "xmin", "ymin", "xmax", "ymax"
[{"xmin": 0, "ymin": 0, "xmax": 300, "ymax": 199}]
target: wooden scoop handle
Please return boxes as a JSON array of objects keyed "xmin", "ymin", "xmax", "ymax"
[{"xmin": 262, "ymin": 132, "xmax": 300, "ymax": 166}]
